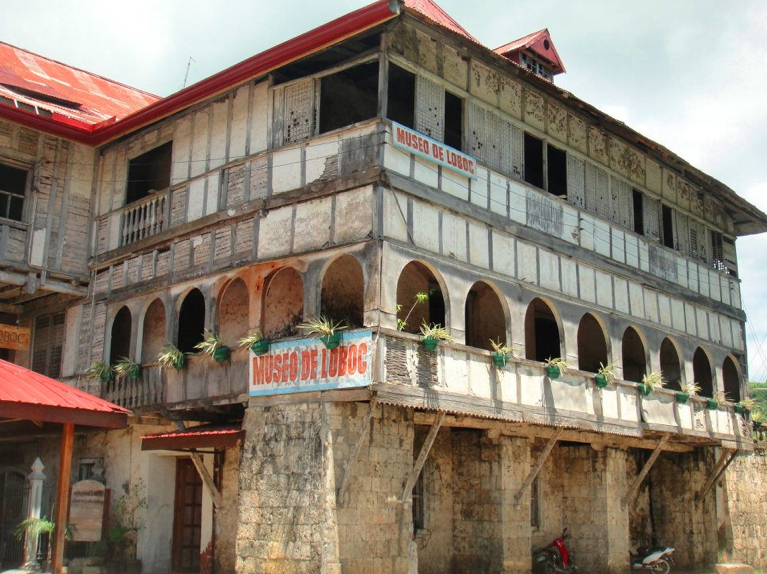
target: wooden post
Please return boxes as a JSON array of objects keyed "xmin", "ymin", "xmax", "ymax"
[
  {"xmin": 697, "ymin": 449, "xmax": 737, "ymax": 502},
  {"xmin": 400, "ymin": 412, "xmax": 445, "ymax": 504},
  {"xmin": 50, "ymin": 423, "xmax": 74, "ymax": 574},
  {"xmin": 514, "ymin": 427, "xmax": 563, "ymax": 505},
  {"xmin": 173, "ymin": 422, "xmax": 223, "ymax": 508},
  {"xmin": 622, "ymin": 434, "xmax": 669, "ymax": 507}
]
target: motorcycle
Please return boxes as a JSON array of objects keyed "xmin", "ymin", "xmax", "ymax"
[
  {"xmin": 630, "ymin": 545, "xmax": 676, "ymax": 574},
  {"xmin": 533, "ymin": 528, "xmax": 577, "ymax": 573}
]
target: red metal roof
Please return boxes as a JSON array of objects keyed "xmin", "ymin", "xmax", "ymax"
[
  {"xmin": 494, "ymin": 29, "xmax": 566, "ymax": 75},
  {"xmin": 403, "ymin": 0, "xmax": 479, "ymax": 43},
  {"xmin": 0, "ymin": 40, "xmax": 159, "ymax": 126},
  {"xmin": 0, "ymin": 359, "xmax": 129, "ymax": 428},
  {"xmin": 142, "ymin": 424, "xmax": 244, "ymax": 450}
]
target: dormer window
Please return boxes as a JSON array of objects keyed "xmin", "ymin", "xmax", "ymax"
[{"xmin": 520, "ymin": 53, "xmax": 553, "ymax": 81}]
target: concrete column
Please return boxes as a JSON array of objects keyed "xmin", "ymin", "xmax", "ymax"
[
  {"xmin": 499, "ymin": 435, "xmax": 532, "ymax": 574},
  {"xmin": 23, "ymin": 457, "xmax": 46, "ymax": 570}
]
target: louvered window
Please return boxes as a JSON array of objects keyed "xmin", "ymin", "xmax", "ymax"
[{"xmin": 32, "ymin": 312, "xmax": 65, "ymax": 379}]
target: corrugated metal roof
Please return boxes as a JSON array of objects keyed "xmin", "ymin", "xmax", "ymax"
[
  {"xmin": 0, "ymin": 41, "xmax": 159, "ymax": 125},
  {"xmin": 403, "ymin": 0, "xmax": 479, "ymax": 43},
  {"xmin": 0, "ymin": 359, "xmax": 129, "ymax": 415}
]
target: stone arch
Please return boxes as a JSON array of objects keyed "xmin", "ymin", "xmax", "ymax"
[
  {"xmin": 263, "ymin": 267, "xmax": 304, "ymax": 338},
  {"xmin": 693, "ymin": 347, "xmax": 714, "ymax": 398},
  {"xmin": 660, "ymin": 337, "xmax": 683, "ymax": 391},
  {"xmin": 464, "ymin": 280, "xmax": 508, "ymax": 351},
  {"xmin": 524, "ymin": 297, "xmax": 563, "ymax": 362},
  {"xmin": 320, "ymin": 254, "xmax": 365, "ymax": 329},
  {"xmin": 177, "ymin": 288, "xmax": 206, "ymax": 354},
  {"xmin": 219, "ymin": 277, "xmax": 250, "ymax": 345},
  {"xmin": 577, "ymin": 312, "xmax": 609, "ymax": 373},
  {"xmin": 396, "ymin": 261, "xmax": 448, "ymax": 335},
  {"xmin": 109, "ymin": 306, "xmax": 132, "ymax": 365},
  {"xmin": 722, "ymin": 355, "xmax": 742, "ymax": 403},
  {"xmin": 141, "ymin": 298, "xmax": 166, "ymax": 364},
  {"xmin": 621, "ymin": 326, "xmax": 647, "ymax": 383}
]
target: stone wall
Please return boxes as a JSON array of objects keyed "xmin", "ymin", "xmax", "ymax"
[{"xmin": 216, "ymin": 446, "xmax": 241, "ymax": 574}]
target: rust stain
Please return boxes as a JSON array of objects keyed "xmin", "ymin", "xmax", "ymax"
[{"xmin": 199, "ymin": 540, "xmax": 214, "ymax": 574}]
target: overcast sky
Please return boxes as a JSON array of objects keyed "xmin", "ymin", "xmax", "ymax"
[{"xmin": 3, "ymin": 0, "xmax": 767, "ymax": 381}]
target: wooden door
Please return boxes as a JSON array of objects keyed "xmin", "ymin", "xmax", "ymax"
[{"xmin": 172, "ymin": 459, "xmax": 202, "ymax": 573}]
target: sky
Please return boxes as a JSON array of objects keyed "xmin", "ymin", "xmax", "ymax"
[{"xmin": 3, "ymin": 0, "xmax": 767, "ymax": 380}]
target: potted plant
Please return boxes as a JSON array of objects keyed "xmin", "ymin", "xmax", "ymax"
[
  {"xmin": 707, "ymin": 390, "xmax": 728, "ymax": 410},
  {"xmin": 489, "ymin": 338, "xmax": 515, "ymax": 368},
  {"xmin": 14, "ymin": 515, "xmax": 74, "ymax": 572},
  {"xmin": 87, "ymin": 360, "xmax": 114, "ymax": 383},
  {"xmin": 93, "ymin": 480, "xmax": 147, "ymax": 574},
  {"xmin": 113, "ymin": 357, "xmax": 141, "ymax": 380},
  {"xmin": 595, "ymin": 362, "xmax": 616, "ymax": 388},
  {"xmin": 752, "ymin": 410, "xmax": 764, "ymax": 431},
  {"xmin": 157, "ymin": 343, "xmax": 186, "ymax": 371},
  {"xmin": 734, "ymin": 397, "xmax": 756, "ymax": 416},
  {"xmin": 195, "ymin": 329, "xmax": 230, "ymax": 363},
  {"xmin": 543, "ymin": 357, "xmax": 569, "ymax": 380},
  {"xmin": 299, "ymin": 316, "xmax": 348, "ymax": 349},
  {"xmin": 419, "ymin": 322, "xmax": 453, "ymax": 351},
  {"xmin": 638, "ymin": 372, "xmax": 665, "ymax": 396},
  {"xmin": 239, "ymin": 331, "xmax": 269, "ymax": 355},
  {"xmin": 397, "ymin": 291, "xmax": 429, "ymax": 331},
  {"xmin": 675, "ymin": 381, "xmax": 701, "ymax": 405}
]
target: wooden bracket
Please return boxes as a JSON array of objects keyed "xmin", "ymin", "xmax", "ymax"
[
  {"xmin": 514, "ymin": 427, "xmax": 563, "ymax": 505},
  {"xmin": 174, "ymin": 422, "xmax": 223, "ymax": 509},
  {"xmin": 622, "ymin": 434, "xmax": 669, "ymax": 507},
  {"xmin": 696, "ymin": 448, "xmax": 738, "ymax": 502},
  {"xmin": 400, "ymin": 411, "xmax": 445, "ymax": 504},
  {"xmin": 337, "ymin": 399, "xmax": 377, "ymax": 506}
]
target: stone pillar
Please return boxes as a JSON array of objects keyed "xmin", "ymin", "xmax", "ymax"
[
  {"xmin": 499, "ymin": 435, "xmax": 532, "ymax": 574},
  {"xmin": 23, "ymin": 457, "xmax": 46, "ymax": 571}
]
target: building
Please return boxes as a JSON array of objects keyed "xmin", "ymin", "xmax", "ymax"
[{"xmin": 1, "ymin": 1, "xmax": 766, "ymax": 573}]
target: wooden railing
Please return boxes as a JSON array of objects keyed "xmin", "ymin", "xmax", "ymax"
[
  {"xmin": 102, "ymin": 365, "xmax": 165, "ymax": 410},
  {"xmin": 121, "ymin": 192, "xmax": 168, "ymax": 246}
]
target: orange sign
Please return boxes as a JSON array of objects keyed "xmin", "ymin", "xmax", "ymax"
[{"xmin": 0, "ymin": 324, "xmax": 30, "ymax": 351}]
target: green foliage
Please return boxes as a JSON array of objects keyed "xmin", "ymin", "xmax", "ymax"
[
  {"xmin": 238, "ymin": 331, "xmax": 265, "ymax": 348},
  {"xmin": 298, "ymin": 316, "xmax": 347, "ymax": 337},
  {"xmin": 86, "ymin": 360, "xmax": 113, "ymax": 382},
  {"xmin": 397, "ymin": 292, "xmax": 429, "ymax": 331},
  {"xmin": 92, "ymin": 480, "xmax": 147, "ymax": 561},
  {"xmin": 419, "ymin": 322, "xmax": 453, "ymax": 342},
  {"xmin": 713, "ymin": 390, "xmax": 730, "ymax": 404},
  {"xmin": 597, "ymin": 361, "xmax": 616, "ymax": 382},
  {"xmin": 194, "ymin": 329, "xmax": 223, "ymax": 355},
  {"xmin": 14, "ymin": 515, "xmax": 74, "ymax": 562},
  {"xmin": 641, "ymin": 372, "xmax": 666, "ymax": 391},
  {"xmin": 544, "ymin": 357, "xmax": 570, "ymax": 372},
  {"xmin": 113, "ymin": 357, "xmax": 140, "ymax": 379},
  {"xmin": 682, "ymin": 381, "xmax": 702, "ymax": 396},
  {"xmin": 156, "ymin": 343, "xmax": 185, "ymax": 370},
  {"xmin": 489, "ymin": 338, "xmax": 515, "ymax": 356}
]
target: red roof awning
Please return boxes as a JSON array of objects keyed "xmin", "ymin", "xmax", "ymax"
[
  {"xmin": 142, "ymin": 424, "xmax": 244, "ymax": 451},
  {"xmin": 0, "ymin": 359, "xmax": 129, "ymax": 429}
]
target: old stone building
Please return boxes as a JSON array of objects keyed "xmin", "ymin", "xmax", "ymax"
[{"xmin": 1, "ymin": 1, "xmax": 766, "ymax": 573}]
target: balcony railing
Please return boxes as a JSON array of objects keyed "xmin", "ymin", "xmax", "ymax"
[{"xmin": 121, "ymin": 192, "xmax": 168, "ymax": 246}]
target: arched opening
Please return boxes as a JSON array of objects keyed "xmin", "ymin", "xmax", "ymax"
[
  {"xmin": 693, "ymin": 347, "xmax": 714, "ymax": 398},
  {"xmin": 722, "ymin": 356, "xmax": 741, "ymax": 403},
  {"xmin": 524, "ymin": 298, "xmax": 561, "ymax": 362},
  {"xmin": 660, "ymin": 338, "xmax": 683, "ymax": 391},
  {"xmin": 396, "ymin": 261, "xmax": 446, "ymax": 335},
  {"xmin": 263, "ymin": 268, "xmax": 304, "ymax": 338},
  {"xmin": 577, "ymin": 313, "xmax": 608, "ymax": 373},
  {"xmin": 110, "ymin": 306, "xmax": 132, "ymax": 365},
  {"xmin": 178, "ymin": 289, "xmax": 206, "ymax": 354},
  {"xmin": 219, "ymin": 278, "xmax": 250, "ymax": 345},
  {"xmin": 464, "ymin": 281, "xmax": 506, "ymax": 351},
  {"xmin": 321, "ymin": 255, "xmax": 364, "ymax": 329},
  {"xmin": 621, "ymin": 327, "xmax": 646, "ymax": 383},
  {"xmin": 141, "ymin": 299, "xmax": 166, "ymax": 364}
]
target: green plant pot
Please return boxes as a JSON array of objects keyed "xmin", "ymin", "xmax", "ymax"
[
  {"xmin": 545, "ymin": 365, "xmax": 560, "ymax": 380},
  {"xmin": 321, "ymin": 333, "xmax": 342, "ymax": 350},
  {"xmin": 492, "ymin": 352, "xmax": 508, "ymax": 368},
  {"xmin": 213, "ymin": 346, "xmax": 231, "ymax": 364},
  {"xmin": 754, "ymin": 421, "xmax": 763, "ymax": 431},
  {"xmin": 595, "ymin": 374, "xmax": 609, "ymax": 388},
  {"xmin": 172, "ymin": 354, "xmax": 186, "ymax": 371},
  {"xmin": 127, "ymin": 364, "xmax": 141, "ymax": 380},
  {"xmin": 99, "ymin": 370, "xmax": 113, "ymax": 383},
  {"xmin": 675, "ymin": 392, "xmax": 690, "ymax": 404},
  {"xmin": 250, "ymin": 338, "xmax": 270, "ymax": 356},
  {"xmin": 422, "ymin": 337, "xmax": 439, "ymax": 351},
  {"xmin": 638, "ymin": 383, "xmax": 652, "ymax": 397},
  {"xmin": 734, "ymin": 404, "xmax": 747, "ymax": 415},
  {"xmin": 706, "ymin": 399, "xmax": 719, "ymax": 410}
]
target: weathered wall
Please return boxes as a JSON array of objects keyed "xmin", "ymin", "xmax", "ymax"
[
  {"xmin": 215, "ymin": 446, "xmax": 242, "ymax": 574},
  {"xmin": 720, "ymin": 449, "xmax": 767, "ymax": 568}
]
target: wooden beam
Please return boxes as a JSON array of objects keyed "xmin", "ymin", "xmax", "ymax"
[
  {"xmin": 400, "ymin": 411, "xmax": 445, "ymax": 504},
  {"xmin": 697, "ymin": 449, "xmax": 738, "ymax": 502},
  {"xmin": 514, "ymin": 427, "xmax": 563, "ymax": 505},
  {"xmin": 622, "ymin": 434, "xmax": 669, "ymax": 507},
  {"xmin": 50, "ymin": 423, "xmax": 74, "ymax": 574},
  {"xmin": 174, "ymin": 422, "xmax": 223, "ymax": 509},
  {"xmin": 337, "ymin": 399, "xmax": 377, "ymax": 506}
]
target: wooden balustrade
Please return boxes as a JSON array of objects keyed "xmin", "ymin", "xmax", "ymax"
[
  {"xmin": 121, "ymin": 193, "xmax": 167, "ymax": 246},
  {"xmin": 103, "ymin": 365, "xmax": 165, "ymax": 410}
]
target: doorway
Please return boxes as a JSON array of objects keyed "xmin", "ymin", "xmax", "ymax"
[
  {"xmin": 0, "ymin": 470, "xmax": 26, "ymax": 568},
  {"xmin": 172, "ymin": 459, "xmax": 202, "ymax": 573}
]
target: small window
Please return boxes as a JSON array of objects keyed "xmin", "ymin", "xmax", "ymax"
[
  {"xmin": 319, "ymin": 62, "xmax": 379, "ymax": 134},
  {"xmin": 547, "ymin": 145, "xmax": 567, "ymax": 196},
  {"xmin": 412, "ymin": 470, "xmax": 425, "ymax": 532},
  {"xmin": 661, "ymin": 205, "xmax": 674, "ymax": 249},
  {"xmin": 444, "ymin": 91, "xmax": 463, "ymax": 151},
  {"xmin": 524, "ymin": 133, "xmax": 544, "ymax": 189},
  {"xmin": 632, "ymin": 189, "xmax": 644, "ymax": 234},
  {"xmin": 387, "ymin": 64, "xmax": 415, "ymax": 129},
  {"xmin": 710, "ymin": 230, "xmax": 726, "ymax": 272},
  {"xmin": 126, "ymin": 142, "xmax": 172, "ymax": 205},
  {"xmin": 0, "ymin": 163, "xmax": 27, "ymax": 222},
  {"xmin": 530, "ymin": 476, "xmax": 540, "ymax": 528}
]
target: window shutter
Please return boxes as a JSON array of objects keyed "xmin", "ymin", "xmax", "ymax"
[
  {"xmin": 586, "ymin": 163, "xmax": 610, "ymax": 220},
  {"xmin": 567, "ymin": 155, "xmax": 585, "ymax": 208},
  {"xmin": 415, "ymin": 75, "xmax": 445, "ymax": 142},
  {"xmin": 468, "ymin": 102, "xmax": 486, "ymax": 164},
  {"xmin": 283, "ymin": 79, "xmax": 315, "ymax": 144},
  {"xmin": 643, "ymin": 196, "xmax": 660, "ymax": 241},
  {"xmin": 610, "ymin": 176, "xmax": 632, "ymax": 228},
  {"xmin": 676, "ymin": 213, "xmax": 690, "ymax": 256}
]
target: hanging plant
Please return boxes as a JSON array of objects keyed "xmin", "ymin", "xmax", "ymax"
[
  {"xmin": 543, "ymin": 357, "xmax": 569, "ymax": 380},
  {"xmin": 419, "ymin": 322, "xmax": 453, "ymax": 351},
  {"xmin": 157, "ymin": 343, "xmax": 186, "ymax": 371},
  {"xmin": 239, "ymin": 332, "xmax": 269, "ymax": 356},
  {"xmin": 489, "ymin": 338, "xmax": 515, "ymax": 368},
  {"xmin": 195, "ymin": 330, "xmax": 230, "ymax": 364},
  {"xmin": 639, "ymin": 372, "xmax": 665, "ymax": 396},
  {"xmin": 298, "ymin": 316, "xmax": 348, "ymax": 349},
  {"xmin": 113, "ymin": 357, "xmax": 141, "ymax": 380},
  {"xmin": 675, "ymin": 381, "xmax": 701, "ymax": 405},
  {"xmin": 595, "ymin": 361, "xmax": 616, "ymax": 389},
  {"xmin": 87, "ymin": 361, "xmax": 114, "ymax": 383}
]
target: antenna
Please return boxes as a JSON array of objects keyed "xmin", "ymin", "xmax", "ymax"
[{"xmin": 182, "ymin": 56, "xmax": 196, "ymax": 89}]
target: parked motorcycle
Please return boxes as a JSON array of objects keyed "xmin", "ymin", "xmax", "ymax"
[
  {"xmin": 630, "ymin": 546, "xmax": 675, "ymax": 574},
  {"xmin": 533, "ymin": 528, "xmax": 577, "ymax": 573}
]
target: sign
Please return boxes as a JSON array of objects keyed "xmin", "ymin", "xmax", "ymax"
[
  {"xmin": 69, "ymin": 480, "xmax": 106, "ymax": 542},
  {"xmin": 249, "ymin": 330, "xmax": 372, "ymax": 396},
  {"xmin": 391, "ymin": 121, "xmax": 477, "ymax": 180},
  {"xmin": 0, "ymin": 324, "xmax": 29, "ymax": 351}
]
